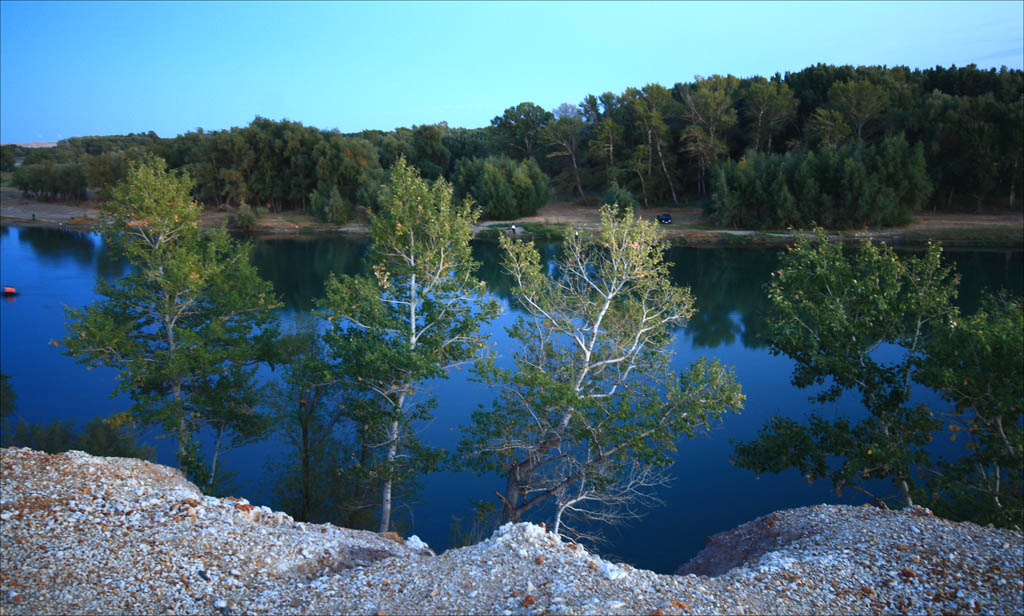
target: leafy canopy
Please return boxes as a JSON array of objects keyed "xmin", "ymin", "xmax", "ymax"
[{"xmin": 62, "ymin": 158, "xmax": 280, "ymax": 484}]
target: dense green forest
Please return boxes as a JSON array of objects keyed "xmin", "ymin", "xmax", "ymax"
[{"xmin": 4, "ymin": 63, "xmax": 1022, "ymax": 229}]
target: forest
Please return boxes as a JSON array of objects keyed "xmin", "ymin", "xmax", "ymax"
[{"xmin": 3, "ymin": 63, "xmax": 1022, "ymax": 230}]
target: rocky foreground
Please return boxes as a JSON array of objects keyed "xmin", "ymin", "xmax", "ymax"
[{"xmin": 1, "ymin": 448, "xmax": 1021, "ymax": 615}]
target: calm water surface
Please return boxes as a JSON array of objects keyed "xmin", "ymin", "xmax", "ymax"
[{"xmin": 1, "ymin": 224, "xmax": 1020, "ymax": 573}]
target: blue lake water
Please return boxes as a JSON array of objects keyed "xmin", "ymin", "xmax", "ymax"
[{"xmin": 1, "ymin": 223, "xmax": 1020, "ymax": 573}]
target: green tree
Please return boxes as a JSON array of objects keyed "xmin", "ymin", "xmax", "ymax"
[
  {"xmin": 491, "ymin": 102, "xmax": 555, "ymax": 160},
  {"xmin": 61, "ymin": 159, "xmax": 280, "ymax": 485},
  {"xmin": 541, "ymin": 113, "xmax": 588, "ymax": 202},
  {"xmin": 744, "ymin": 78, "xmax": 798, "ymax": 152},
  {"xmin": 916, "ymin": 293, "xmax": 1023, "ymax": 526},
  {"xmin": 805, "ymin": 108, "xmax": 853, "ymax": 149},
  {"xmin": 459, "ymin": 205, "xmax": 744, "ymax": 527},
  {"xmin": 1, "ymin": 415, "xmax": 155, "ymax": 461},
  {"xmin": 320, "ymin": 157, "xmax": 500, "ymax": 532},
  {"xmin": 268, "ymin": 328, "xmax": 378, "ymax": 527},
  {"xmin": 455, "ymin": 155, "xmax": 551, "ymax": 220},
  {"xmin": 827, "ymin": 79, "xmax": 890, "ymax": 141},
  {"xmin": 680, "ymin": 75, "xmax": 739, "ymax": 195},
  {"xmin": 732, "ymin": 232, "xmax": 958, "ymax": 507}
]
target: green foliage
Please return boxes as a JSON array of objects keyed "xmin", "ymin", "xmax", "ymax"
[
  {"xmin": 732, "ymin": 231, "xmax": 971, "ymax": 509},
  {"xmin": 1, "ymin": 145, "xmax": 25, "ymax": 172},
  {"xmin": 267, "ymin": 330, "xmax": 377, "ymax": 528},
  {"xmin": 13, "ymin": 162, "xmax": 88, "ymax": 201},
  {"xmin": 827, "ymin": 79, "xmax": 891, "ymax": 140},
  {"xmin": 61, "ymin": 158, "xmax": 281, "ymax": 487},
  {"xmin": 491, "ymin": 102, "xmax": 554, "ymax": 160},
  {"xmin": 459, "ymin": 205, "xmax": 744, "ymax": 526},
  {"xmin": 600, "ymin": 182, "xmax": 640, "ymax": 210},
  {"xmin": 228, "ymin": 203, "xmax": 259, "ymax": 231},
  {"xmin": 711, "ymin": 134, "xmax": 931, "ymax": 229},
  {"xmin": 319, "ymin": 157, "xmax": 500, "ymax": 531},
  {"xmin": 916, "ymin": 293, "xmax": 1023, "ymax": 526},
  {"xmin": 1, "ymin": 414, "xmax": 155, "ymax": 462},
  {"xmin": 12, "ymin": 63, "xmax": 1021, "ymax": 219},
  {"xmin": 309, "ymin": 186, "xmax": 351, "ymax": 224},
  {"xmin": 743, "ymin": 78, "xmax": 798, "ymax": 153},
  {"xmin": 455, "ymin": 155, "xmax": 551, "ymax": 220}
]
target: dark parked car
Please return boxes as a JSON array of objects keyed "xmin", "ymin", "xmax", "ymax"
[{"xmin": 657, "ymin": 213, "xmax": 672, "ymax": 224}]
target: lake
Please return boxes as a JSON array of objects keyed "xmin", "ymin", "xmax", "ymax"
[{"xmin": 1, "ymin": 223, "xmax": 1020, "ymax": 573}]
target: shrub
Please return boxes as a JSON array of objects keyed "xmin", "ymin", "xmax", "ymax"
[
  {"xmin": 1, "ymin": 416, "xmax": 155, "ymax": 461},
  {"xmin": 600, "ymin": 182, "xmax": 640, "ymax": 210},
  {"xmin": 455, "ymin": 155, "xmax": 550, "ymax": 220},
  {"xmin": 228, "ymin": 203, "xmax": 258, "ymax": 231},
  {"xmin": 309, "ymin": 186, "xmax": 352, "ymax": 224}
]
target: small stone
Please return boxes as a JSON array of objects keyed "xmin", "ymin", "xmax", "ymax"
[
  {"xmin": 521, "ymin": 594, "xmax": 536, "ymax": 607},
  {"xmin": 214, "ymin": 599, "xmax": 227, "ymax": 609}
]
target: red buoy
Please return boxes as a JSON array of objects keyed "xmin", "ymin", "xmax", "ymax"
[{"xmin": 2, "ymin": 286, "xmax": 17, "ymax": 296}]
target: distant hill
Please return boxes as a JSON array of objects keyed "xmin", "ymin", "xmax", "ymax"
[{"xmin": 0, "ymin": 142, "xmax": 57, "ymax": 148}]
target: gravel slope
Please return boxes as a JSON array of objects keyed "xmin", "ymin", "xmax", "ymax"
[{"xmin": 2, "ymin": 447, "xmax": 1021, "ymax": 615}]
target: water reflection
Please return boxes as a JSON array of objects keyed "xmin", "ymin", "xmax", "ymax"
[
  {"xmin": 663, "ymin": 247, "xmax": 776, "ymax": 348},
  {"xmin": 11, "ymin": 227, "xmax": 129, "ymax": 280},
  {"xmin": 944, "ymin": 250, "xmax": 1024, "ymax": 314},
  {"xmin": 250, "ymin": 237, "xmax": 370, "ymax": 311},
  {"xmin": 18, "ymin": 227, "xmax": 98, "ymax": 266}
]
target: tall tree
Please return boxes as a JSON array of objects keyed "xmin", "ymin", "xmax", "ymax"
[
  {"xmin": 542, "ymin": 113, "xmax": 588, "ymax": 202},
  {"xmin": 459, "ymin": 205, "xmax": 744, "ymax": 527},
  {"xmin": 61, "ymin": 159, "xmax": 280, "ymax": 484},
  {"xmin": 916, "ymin": 292, "xmax": 1023, "ymax": 527},
  {"xmin": 491, "ymin": 102, "xmax": 554, "ymax": 161},
  {"xmin": 744, "ymin": 77, "xmax": 798, "ymax": 152},
  {"xmin": 733, "ymin": 232, "xmax": 958, "ymax": 507},
  {"xmin": 805, "ymin": 108, "xmax": 854, "ymax": 149},
  {"xmin": 320, "ymin": 157, "xmax": 500, "ymax": 532},
  {"xmin": 679, "ymin": 75, "xmax": 740, "ymax": 195},
  {"xmin": 827, "ymin": 79, "xmax": 891, "ymax": 141}
]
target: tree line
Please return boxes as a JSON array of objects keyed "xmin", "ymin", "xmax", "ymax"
[{"xmin": 6, "ymin": 63, "xmax": 1021, "ymax": 229}]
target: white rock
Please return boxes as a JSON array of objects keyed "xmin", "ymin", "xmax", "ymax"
[
  {"xmin": 599, "ymin": 561, "xmax": 627, "ymax": 581},
  {"xmin": 407, "ymin": 534, "xmax": 430, "ymax": 552}
]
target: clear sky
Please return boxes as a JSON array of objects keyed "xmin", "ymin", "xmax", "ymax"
[{"xmin": 1, "ymin": 1, "xmax": 1022, "ymax": 143}]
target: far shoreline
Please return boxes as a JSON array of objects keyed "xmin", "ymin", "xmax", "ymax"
[{"xmin": 2, "ymin": 187, "xmax": 1022, "ymax": 249}]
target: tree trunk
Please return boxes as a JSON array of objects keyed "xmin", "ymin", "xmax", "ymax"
[
  {"xmin": 570, "ymin": 151, "xmax": 585, "ymax": 204},
  {"xmin": 1009, "ymin": 157, "xmax": 1018, "ymax": 208},
  {"xmin": 301, "ymin": 420, "xmax": 311, "ymax": 521},
  {"xmin": 899, "ymin": 478, "xmax": 913, "ymax": 507},
  {"xmin": 379, "ymin": 418, "xmax": 400, "ymax": 533},
  {"xmin": 207, "ymin": 426, "xmax": 224, "ymax": 493},
  {"xmin": 655, "ymin": 138, "xmax": 679, "ymax": 206},
  {"xmin": 635, "ymin": 169, "xmax": 649, "ymax": 208},
  {"xmin": 553, "ymin": 504, "xmax": 565, "ymax": 536},
  {"xmin": 502, "ymin": 470, "xmax": 522, "ymax": 523}
]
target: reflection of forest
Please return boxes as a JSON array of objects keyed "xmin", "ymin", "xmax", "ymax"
[
  {"xmin": 250, "ymin": 237, "xmax": 370, "ymax": 311},
  {"xmin": 244, "ymin": 237, "xmax": 1023, "ymax": 348},
  {"xmin": 666, "ymin": 247, "xmax": 778, "ymax": 349},
  {"xmin": 16, "ymin": 227, "xmax": 129, "ymax": 279}
]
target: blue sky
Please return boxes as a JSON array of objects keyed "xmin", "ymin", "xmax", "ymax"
[{"xmin": 1, "ymin": 1, "xmax": 1022, "ymax": 143}]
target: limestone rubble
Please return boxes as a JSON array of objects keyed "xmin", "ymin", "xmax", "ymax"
[{"xmin": 2, "ymin": 447, "xmax": 1021, "ymax": 615}]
